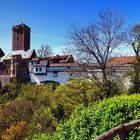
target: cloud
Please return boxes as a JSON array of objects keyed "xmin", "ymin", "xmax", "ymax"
[
  {"xmin": 51, "ymin": 44, "xmax": 74, "ymax": 55},
  {"xmin": 31, "ymin": 34, "xmax": 65, "ymax": 41},
  {"xmin": 51, "ymin": 45, "xmax": 65, "ymax": 54}
]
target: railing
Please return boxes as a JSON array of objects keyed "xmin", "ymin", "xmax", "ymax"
[{"xmin": 94, "ymin": 120, "xmax": 140, "ymax": 140}]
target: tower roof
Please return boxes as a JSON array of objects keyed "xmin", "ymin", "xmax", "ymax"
[{"xmin": 12, "ymin": 23, "xmax": 31, "ymax": 31}]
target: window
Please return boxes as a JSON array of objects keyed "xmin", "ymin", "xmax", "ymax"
[
  {"xmin": 39, "ymin": 67, "xmax": 42, "ymax": 72},
  {"xmin": 70, "ymin": 73, "xmax": 73, "ymax": 76},
  {"xmin": 36, "ymin": 67, "xmax": 38, "ymax": 72},
  {"xmin": 14, "ymin": 60, "xmax": 20, "ymax": 65},
  {"xmin": 34, "ymin": 67, "xmax": 46, "ymax": 74},
  {"xmin": 33, "ymin": 61, "xmax": 38, "ymax": 64},
  {"xmin": 53, "ymin": 71, "xmax": 58, "ymax": 77},
  {"xmin": 5, "ymin": 69, "xmax": 8, "ymax": 74},
  {"xmin": 16, "ymin": 29, "xmax": 22, "ymax": 34},
  {"xmin": 17, "ymin": 45, "xmax": 19, "ymax": 48},
  {"xmin": 42, "ymin": 67, "xmax": 46, "ymax": 73},
  {"xmin": 17, "ymin": 37, "xmax": 19, "ymax": 41},
  {"xmin": 13, "ymin": 69, "xmax": 16, "ymax": 75},
  {"xmin": 29, "ymin": 62, "xmax": 32, "ymax": 65}
]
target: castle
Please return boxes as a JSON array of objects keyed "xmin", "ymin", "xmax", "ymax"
[
  {"xmin": 0, "ymin": 23, "xmax": 36, "ymax": 87},
  {"xmin": 0, "ymin": 23, "xmax": 80, "ymax": 86},
  {"xmin": 0, "ymin": 23, "xmax": 135, "ymax": 87}
]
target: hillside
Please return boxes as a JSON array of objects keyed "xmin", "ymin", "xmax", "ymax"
[{"xmin": 0, "ymin": 78, "xmax": 139, "ymax": 140}]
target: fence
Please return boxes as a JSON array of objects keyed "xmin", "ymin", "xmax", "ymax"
[{"xmin": 94, "ymin": 120, "xmax": 140, "ymax": 140}]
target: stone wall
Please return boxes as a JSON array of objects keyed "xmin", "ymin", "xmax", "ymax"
[{"xmin": 0, "ymin": 75, "xmax": 11, "ymax": 88}]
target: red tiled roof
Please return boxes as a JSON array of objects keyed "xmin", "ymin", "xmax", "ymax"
[
  {"xmin": 49, "ymin": 62, "xmax": 78, "ymax": 67},
  {"xmin": 47, "ymin": 54, "xmax": 74, "ymax": 63},
  {"xmin": 35, "ymin": 55, "xmax": 74, "ymax": 62},
  {"xmin": 47, "ymin": 55, "xmax": 68, "ymax": 60},
  {"xmin": 108, "ymin": 56, "xmax": 135, "ymax": 65}
]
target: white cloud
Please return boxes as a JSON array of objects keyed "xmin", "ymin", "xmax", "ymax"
[{"xmin": 31, "ymin": 34, "xmax": 65, "ymax": 41}]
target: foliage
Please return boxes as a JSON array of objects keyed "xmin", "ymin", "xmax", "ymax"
[
  {"xmin": 94, "ymin": 80, "xmax": 126, "ymax": 99},
  {"xmin": 0, "ymin": 78, "xmax": 129, "ymax": 139},
  {"xmin": 31, "ymin": 107, "xmax": 56, "ymax": 135},
  {"xmin": 1, "ymin": 120, "xmax": 29, "ymax": 140},
  {"xmin": 33, "ymin": 133, "xmax": 55, "ymax": 140},
  {"xmin": 45, "ymin": 94, "xmax": 140, "ymax": 140},
  {"xmin": 49, "ymin": 78, "xmax": 96, "ymax": 119},
  {"xmin": 18, "ymin": 82, "xmax": 58, "ymax": 105},
  {"xmin": 0, "ymin": 99, "xmax": 34, "ymax": 133},
  {"xmin": 0, "ymin": 79, "xmax": 22, "ymax": 103},
  {"xmin": 31, "ymin": 78, "xmax": 97, "ymax": 137},
  {"xmin": 129, "ymin": 60, "xmax": 140, "ymax": 94},
  {"xmin": 55, "ymin": 78, "xmax": 95, "ymax": 103}
]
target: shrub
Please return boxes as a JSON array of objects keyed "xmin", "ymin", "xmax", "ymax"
[
  {"xmin": 129, "ymin": 60, "xmax": 140, "ymax": 94},
  {"xmin": 0, "ymin": 99, "xmax": 34, "ymax": 133},
  {"xmin": 33, "ymin": 133, "xmax": 55, "ymax": 140},
  {"xmin": 48, "ymin": 94, "xmax": 140, "ymax": 140},
  {"xmin": 0, "ymin": 79, "xmax": 22, "ymax": 103},
  {"xmin": 93, "ymin": 80, "xmax": 126, "ymax": 100},
  {"xmin": 31, "ymin": 107, "xmax": 56, "ymax": 135},
  {"xmin": 1, "ymin": 120, "xmax": 29, "ymax": 140},
  {"xmin": 18, "ymin": 82, "xmax": 59, "ymax": 106}
]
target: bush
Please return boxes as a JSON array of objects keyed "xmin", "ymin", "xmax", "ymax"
[
  {"xmin": 0, "ymin": 79, "xmax": 22, "ymax": 103},
  {"xmin": 129, "ymin": 60, "xmax": 140, "ymax": 94},
  {"xmin": 18, "ymin": 82, "xmax": 59, "ymax": 105},
  {"xmin": 0, "ymin": 99, "xmax": 34, "ymax": 133},
  {"xmin": 31, "ymin": 107, "xmax": 56, "ymax": 135},
  {"xmin": 1, "ymin": 120, "xmax": 29, "ymax": 140},
  {"xmin": 33, "ymin": 133, "xmax": 55, "ymax": 140},
  {"xmin": 47, "ymin": 94, "xmax": 140, "ymax": 140},
  {"xmin": 93, "ymin": 80, "xmax": 126, "ymax": 100},
  {"xmin": 0, "ymin": 79, "xmax": 128, "ymax": 139}
]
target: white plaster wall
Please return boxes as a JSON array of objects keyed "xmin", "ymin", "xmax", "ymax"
[{"xmin": 30, "ymin": 72, "xmax": 72, "ymax": 84}]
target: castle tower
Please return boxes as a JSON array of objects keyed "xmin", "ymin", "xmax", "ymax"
[{"xmin": 12, "ymin": 23, "xmax": 31, "ymax": 51}]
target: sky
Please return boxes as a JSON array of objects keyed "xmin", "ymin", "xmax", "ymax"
[{"xmin": 0, "ymin": 0, "xmax": 140, "ymax": 55}]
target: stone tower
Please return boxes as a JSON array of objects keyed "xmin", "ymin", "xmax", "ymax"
[{"xmin": 12, "ymin": 23, "xmax": 31, "ymax": 51}]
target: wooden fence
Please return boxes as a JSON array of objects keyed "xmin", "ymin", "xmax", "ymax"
[{"xmin": 94, "ymin": 120, "xmax": 140, "ymax": 140}]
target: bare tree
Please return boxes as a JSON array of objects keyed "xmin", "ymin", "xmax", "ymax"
[
  {"xmin": 67, "ymin": 9, "xmax": 124, "ymax": 97},
  {"xmin": 37, "ymin": 44, "xmax": 53, "ymax": 58},
  {"xmin": 125, "ymin": 24, "xmax": 140, "ymax": 93},
  {"xmin": 125, "ymin": 24, "xmax": 140, "ymax": 58}
]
